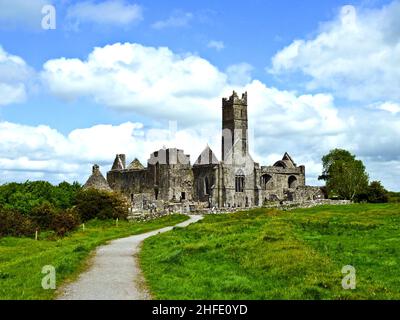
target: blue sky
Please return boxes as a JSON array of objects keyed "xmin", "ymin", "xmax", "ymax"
[{"xmin": 0, "ymin": 0, "xmax": 399, "ymax": 190}]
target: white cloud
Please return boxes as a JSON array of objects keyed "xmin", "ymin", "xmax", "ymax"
[
  {"xmin": 66, "ymin": 0, "xmax": 142, "ymax": 28},
  {"xmin": 270, "ymin": 2, "xmax": 400, "ymax": 102},
  {"xmin": 377, "ymin": 102, "xmax": 400, "ymax": 114},
  {"xmin": 226, "ymin": 63, "xmax": 253, "ymax": 86},
  {"xmin": 0, "ymin": 46, "xmax": 32, "ymax": 105},
  {"xmin": 207, "ymin": 40, "xmax": 225, "ymax": 51},
  {"xmin": 0, "ymin": 0, "xmax": 50, "ymax": 29},
  {"xmin": 152, "ymin": 11, "xmax": 193, "ymax": 29},
  {"xmin": 41, "ymin": 42, "xmax": 228, "ymax": 125}
]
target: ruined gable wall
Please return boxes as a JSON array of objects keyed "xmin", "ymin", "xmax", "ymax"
[
  {"xmin": 107, "ymin": 169, "xmax": 151, "ymax": 197},
  {"xmin": 259, "ymin": 165, "xmax": 306, "ymax": 202}
]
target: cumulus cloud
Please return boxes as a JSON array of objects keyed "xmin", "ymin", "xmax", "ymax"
[
  {"xmin": 66, "ymin": 0, "xmax": 142, "ymax": 28},
  {"xmin": 151, "ymin": 11, "xmax": 193, "ymax": 29},
  {"xmin": 0, "ymin": 0, "xmax": 51, "ymax": 30},
  {"xmin": 0, "ymin": 46, "xmax": 32, "ymax": 105},
  {"xmin": 41, "ymin": 42, "xmax": 228, "ymax": 124},
  {"xmin": 377, "ymin": 102, "xmax": 400, "ymax": 114},
  {"xmin": 270, "ymin": 2, "xmax": 400, "ymax": 102},
  {"xmin": 226, "ymin": 63, "xmax": 253, "ymax": 86}
]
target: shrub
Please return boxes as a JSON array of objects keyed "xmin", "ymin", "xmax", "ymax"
[
  {"xmin": 49, "ymin": 209, "xmax": 80, "ymax": 236},
  {"xmin": 75, "ymin": 189, "xmax": 129, "ymax": 222},
  {"xmin": 28, "ymin": 202, "xmax": 57, "ymax": 230},
  {"xmin": 367, "ymin": 181, "xmax": 389, "ymax": 203},
  {"xmin": 0, "ymin": 208, "xmax": 36, "ymax": 237}
]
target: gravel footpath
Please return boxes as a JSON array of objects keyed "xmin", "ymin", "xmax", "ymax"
[{"xmin": 57, "ymin": 215, "xmax": 203, "ymax": 300}]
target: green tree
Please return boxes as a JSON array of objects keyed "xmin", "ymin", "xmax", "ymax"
[
  {"xmin": 319, "ymin": 149, "xmax": 369, "ymax": 200},
  {"xmin": 367, "ymin": 181, "xmax": 389, "ymax": 203}
]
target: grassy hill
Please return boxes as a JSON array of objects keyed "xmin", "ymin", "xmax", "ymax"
[{"xmin": 140, "ymin": 204, "xmax": 400, "ymax": 300}]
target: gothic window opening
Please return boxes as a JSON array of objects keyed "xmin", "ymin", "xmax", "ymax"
[
  {"xmin": 261, "ymin": 174, "xmax": 273, "ymax": 190},
  {"xmin": 235, "ymin": 171, "xmax": 245, "ymax": 193}
]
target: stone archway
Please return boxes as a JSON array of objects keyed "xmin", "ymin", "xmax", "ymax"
[
  {"xmin": 261, "ymin": 174, "xmax": 273, "ymax": 190},
  {"xmin": 288, "ymin": 176, "xmax": 298, "ymax": 189}
]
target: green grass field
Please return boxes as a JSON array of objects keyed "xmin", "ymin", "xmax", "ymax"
[
  {"xmin": 140, "ymin": 204, "xmax": 400, "ymax": 300},
  {"xmin": 0, "ymin": 214, "xmax": 188, "ymax": 300}
]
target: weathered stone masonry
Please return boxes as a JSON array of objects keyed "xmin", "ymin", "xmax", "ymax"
[{"xmin": 84, "ymin": 91, "xmax": 325, "ymax": 211}]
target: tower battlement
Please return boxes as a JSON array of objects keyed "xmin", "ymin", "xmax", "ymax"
[{"xmin": 222, "ymin": 91, "xmax": 247, "ymax": 107}]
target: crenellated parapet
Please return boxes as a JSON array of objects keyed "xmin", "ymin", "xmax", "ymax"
[{"xmin": 222, "ymin": 90, "xmax": 247, "ymax": 107}]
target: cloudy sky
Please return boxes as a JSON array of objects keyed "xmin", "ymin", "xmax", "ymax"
[{"xmin": 0, "ymin": 0, "xmax": 399, "ymax": 190}]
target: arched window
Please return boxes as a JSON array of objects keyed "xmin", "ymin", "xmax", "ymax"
[
  {"xmin": 235, "ymin": 170, "xmax": 245, "ymax": 193},
  {"xmin": 288, "ymin": 176, "xmax": 298, "ymax": 189},
  {"xmin": 274, "ymin": 161, "xmax": 287, "ymax": 168},
  {"xmin": 261, "ymin": 174, "xmax": 273, "ymax": 190}
]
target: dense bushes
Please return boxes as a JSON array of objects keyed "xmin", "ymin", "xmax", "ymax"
[
  {"xmin": 366, "ymin": 181, "xmax": 389, "ymax": 203},
  {"xmin": 49, "ymin": 209, "xmax": 81, "ymax": 236},
  {"xmin": 28, "ymin": 202, "xmax": 56, "ymax": 230},
  {"xmin": 75, "ymin": 189, "xmax": 129, "ymax": 221},
  {"xmin": 0, "ymin": 208, "xmax": 36, "ymax": 237},
  {"xmin": 0, "ymin": 205, "xmax": 80, "ymax": 238},
  {"xmin": 356, "ymin": 181, "xmax": 390, "ymax": 203},
  {"xmin": 0, "ymin": 181, "xmax": 129, "ymax": 238},
  {"xmin": 27, "ymin": 203, "xmax": 81, "ymax": 236}
]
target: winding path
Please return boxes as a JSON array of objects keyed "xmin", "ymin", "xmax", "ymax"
[{"xmin": 57, "ymin": 215, "xmax": 203, "ymax": 300}]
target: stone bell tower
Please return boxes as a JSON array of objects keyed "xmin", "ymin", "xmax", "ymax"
[{"xmin": 221, "ymin": 91, "xmax": 248, "ymax": 163}]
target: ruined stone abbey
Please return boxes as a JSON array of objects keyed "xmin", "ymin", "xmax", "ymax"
[{"xmin": 84, "ymin": 91, "xmax": 324, "ymax": 211}]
